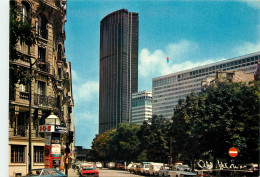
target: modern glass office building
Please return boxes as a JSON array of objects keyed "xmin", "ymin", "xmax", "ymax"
[
  {"xmin": 131, "ymin": 91, "xmax": 152, "ymax": 125},
  {"xmin": 99, "ymin": 9, "xmax": 139, "ymax": 134},
  {"xmin": 152, "ymin": 52, "xmax": 260, "ymax": 119}
]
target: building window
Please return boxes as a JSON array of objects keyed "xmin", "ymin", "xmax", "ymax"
[
  {"xmin": 21, "ymin": 2, "xmax": 30, "ymax": 23},
  {"xmin": 37, "ymin": 81, "xmax": 46, "ymax": 95},
  {"xmin": 19, "ymin": 84, "xmax": 29, "ymax": 92},
  {"xmin": 38, "ymin": 47, "xmax": 46, "ymax": 62},
  {"xmin": 11, "ymin": 145, "xmax": 25, "ymax": 163},
  {"xmin": 34, "ymin": 146, "xmax": 44, "ymax": 163}
]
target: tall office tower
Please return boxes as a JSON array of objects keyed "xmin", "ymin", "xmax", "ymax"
[
  {"xmin": 152, "ymin": 52, "xmax": 260, "ymax": 119},
  {"xmin": 132, "ymin": 91, "xmax": 153, "ymax": 125},
  {"xmin": 99, "ymin": 9, "xmax": 139, "ymax": 134}
]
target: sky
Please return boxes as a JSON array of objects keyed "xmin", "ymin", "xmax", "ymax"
[{"xmin": 64, "ymin": 0, "xmax": 260, "ymax": 149}]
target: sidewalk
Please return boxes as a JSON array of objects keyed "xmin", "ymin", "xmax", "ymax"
[{"xmin": 67, "ymin": 168, "xmax": 79, "ymax": 177}]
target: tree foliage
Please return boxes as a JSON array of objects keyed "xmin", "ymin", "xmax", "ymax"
[
  {"xmin": 90, "ymin": 81, "xmax": 259, "ymax": 167},
  {"xmin": 9, "ymin": 5, "xmax": 37, "ymax": 94},
  {"xmin": 172, "ymin": 81, "xmax": 260, "ymax": 167}
]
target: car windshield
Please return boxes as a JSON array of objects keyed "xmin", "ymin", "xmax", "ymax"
[
  {"xmin": 144, "ymin": 165, "xmax": 150, "ymax": 168},
  {"xmin": 83, "ymin": 166, "xmax": 96, "ymax": 170},
  {"xmin": 154, "ymin": 165, "xmax": 161, "ymax": 169},
  {"xmin": 43, "ymin": 169, "xmax": 60, "ymax": 175}
]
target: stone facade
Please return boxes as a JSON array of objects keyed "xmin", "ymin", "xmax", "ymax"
[
  {"xmin": 9, "ymin": 0, "xmax": 74, "ymax": 176},
  {"xmin": 202, "ymin": 70, "xmax": 255, "ymax": 87}
]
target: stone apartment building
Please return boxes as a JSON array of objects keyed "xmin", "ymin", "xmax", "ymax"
[
  {"xmin": 201, "ymin": 70, "xmax": 256, "ymax": 87},
  {"xmin": 9, "ymin": 0, "xmax": 74, "ymax": 176}
]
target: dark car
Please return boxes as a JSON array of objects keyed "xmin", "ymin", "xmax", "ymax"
[
  {"xmin": 26, "ymin": 168, "xmax": 66, "ymax": 177},
  {"xmin": 116, "ymin": 163, "xmax": 125, "ymax": 170}
]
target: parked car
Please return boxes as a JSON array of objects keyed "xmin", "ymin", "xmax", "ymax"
[
  {"xmin": 140, "ymin": 164, "xmax": 150, "ymax": 175},
  {"xmin": 126, "ymin": 163, "xmax": 133, "ymax": 171},
  {"xmin": 134, "ymin": 164, "xmax": 142, "ymax": 174},
  {"xmin": 80, "ymin": 165, "xmax": 99, "ymax": 177},
  {"xmin": 173, "ymin": 164, "xmax": 191, "ymax": 171},
  {"xmin": 149, "ymin": 163, "xmax": 164, "ymax": 176},
  {"xmin": 96, "ymin": 162, "xmax": 103, "ymax": 169},
  {"xmin": 129, "ymin": 163, "xmax": 140, "ymax": 173},
  {"xmin": 116, "ymin": 163, "xmax": 125, "ymax": 170},
  {"xmin": 26, "ymin": 168, "xmax": 66, "ymax": 177},
  {"xmin": 107, "ymin": 162, "xmax": 116, "ymax": 169},
  {"xmin": 158, "ymin": 166, "xmax": 170, "ymax": 177}
]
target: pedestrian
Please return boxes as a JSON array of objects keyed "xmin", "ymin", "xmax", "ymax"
[{"xmin": 73, "ymin": 163, "xmax": 76, "ymax": 172}]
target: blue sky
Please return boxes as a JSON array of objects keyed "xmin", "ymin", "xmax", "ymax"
[{"xmin": 64, "ymin": 0, "xmax": 260, "ymax": 149}]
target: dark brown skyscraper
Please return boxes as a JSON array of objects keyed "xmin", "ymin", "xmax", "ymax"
[{"xmin": 99, "ymin": 9, "xmax": 138, "ymax": 134}]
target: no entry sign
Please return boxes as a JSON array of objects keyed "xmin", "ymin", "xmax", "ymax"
[{"xmin": 229, "ymin": 147, "xmax": 238, "ymax": 158}]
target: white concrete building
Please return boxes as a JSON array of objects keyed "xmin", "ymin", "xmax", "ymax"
[
  {"xmin": 152, "ymin": 52, "xmax": 260, "ymax": 119},
  {"xmin": 131, "ymin": 91, "xmax": 152, "ymax": 124}
]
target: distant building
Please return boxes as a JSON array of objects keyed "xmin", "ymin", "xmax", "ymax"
[
  {"xmin": 99, "ymin": 9, "xmax": 139, "ymax": 134},
  {"xmin": 74, "ymin": 146, "xmax": 90, "ymax": 162},
  {"xmin": 131, "ymin": 91, "xmax": 152, "ymax": 124},
  {"xmin": 152, "ymin": 52, "xmax": 260, "ymax": 119}
]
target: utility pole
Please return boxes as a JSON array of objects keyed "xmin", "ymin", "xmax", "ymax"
[
  {"xmin": 28, "ymin": 55, "xmax": 37, "ymax": 173},
  {"xmin": 170, "ymin": 136, "xmax": 172, "ymax": 165},
  {"xmin": 65, "ymin": 118, "xmax": 71, "ymax": 176},
  {"xmin": 28, "ymin": 61, "xmax": 32, "ymax": 173}
]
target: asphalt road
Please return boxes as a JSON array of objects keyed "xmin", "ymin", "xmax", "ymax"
[
  {"xmin": 99, "ymin": 168, "xmax": 157, "ymax": 177},
  {"xmin": 68, "ymin": 168, "xmax": 157, "ymax": 177}
]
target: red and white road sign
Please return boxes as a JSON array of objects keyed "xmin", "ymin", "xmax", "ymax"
[{"xmin": 229, "ymin": 147, "xmax": 238, "ymax": 158}]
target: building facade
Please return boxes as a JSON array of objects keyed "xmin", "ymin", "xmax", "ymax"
[
  {"xmin": 99, "ymin": 9, "xmax": 139, "ymax": 134},
  {"xmin": 131, "ymin": 91, "xmax": 152, "ymax": 125},
  {"xmin": 9, "ymin": 0, "xmax": 74, "ymax": 176},
  {"xmin": 152, "ymin": 52, "xmax": 260, "ymax": 119}
]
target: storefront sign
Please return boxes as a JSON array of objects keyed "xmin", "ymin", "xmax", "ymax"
[
  {"xmin": 53, "ymin": 159, "xmax": 60, "ymax": 167},
  {"xmin": 51, "ymin": 136, "xmax": 61, "ymax": 144},
  {"xmin": 39, "ymin": 125, "xmax": 55, "ymax": 132},
  {"xmin": 44, "ymin": 145, "xmax": 51, "ymax": 157},
  {"xmin": 51, "ymin": 144, "xmax": 61, "ymax": 157},
  {"xmin": 55, "ymin": 125, "xmax": 67, "ymax": 133}
]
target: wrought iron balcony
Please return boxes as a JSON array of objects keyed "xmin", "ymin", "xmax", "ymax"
[
  {"xmin": 37, "ymin": 60, "xmax": 50, "ymax": 73},
  {"xmin": 20, "ymin": 92, "xmax": 29, "ymax": 100},
  {"xmin": 34, "ymin": 93, "xmax": 57, "ymax": 108},
  {"xmin": 16, "ymin": 125, "xmax": 26, "ymax": 137}
]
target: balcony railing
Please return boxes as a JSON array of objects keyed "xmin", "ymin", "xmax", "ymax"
[
  {"xmin": 20, "ymin": 92, "xmax": 29, "ymax": 100},
  {"xmin": 16, "ymin": 125, "xmax": 26, "ymax": 137},
  {"xmin": 34, "ymin": 93, "xmax": 57, "ymax": 108},
  {"xmin": 37, "ymin": 60, "xmax": 50, "ymax": 73}
]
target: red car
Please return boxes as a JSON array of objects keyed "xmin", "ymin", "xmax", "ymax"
[{"xmin": 80, "ymin": 165, "xmax": 99, "ymax": 177}]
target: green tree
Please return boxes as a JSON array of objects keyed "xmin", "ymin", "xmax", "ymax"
[
  {"xmin": 172, "ymin": 81, "xmax": 260, "ymax": 168},
  {"xmin": 9, "ymin": 5, "xmax": 37, "ymax": 93},
  {"xmin": 139, "ymin": 115, "xmax": 171, "ymax": 163}
]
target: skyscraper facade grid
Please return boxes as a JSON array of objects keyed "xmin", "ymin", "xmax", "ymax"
[{"xmin": 99, "ymin": 9, "xmax": 139, "ymax": 134}]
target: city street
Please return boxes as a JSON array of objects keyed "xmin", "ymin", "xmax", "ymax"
[{"xmin": 67, "ymin": 168, "xmax": 157, "ymax": 177}]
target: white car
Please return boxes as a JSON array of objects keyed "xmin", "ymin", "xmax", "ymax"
[
  {"xmin": 158, "ymin": 166, "xmax": 170, "ymax": 177},
  {"xmin": 140, "ymin": 164, "xmax": 150, "ymax": 175},
  {"xmin": 96, "ymin": 162, "xmax": 103, "ymax": 169},
  {"xmin": 149, "ymin": 163, "xmax": 164, "ymax": 176}
]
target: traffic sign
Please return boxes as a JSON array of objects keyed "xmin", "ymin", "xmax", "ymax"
[{"xmin": 229, "ymin": 147, "xmax": 238, "ymax": 158}]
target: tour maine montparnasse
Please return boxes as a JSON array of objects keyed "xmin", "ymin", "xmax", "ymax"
[{"xmin": 99, "ymin": 9, "xmax": 139, "ymax": 134}]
